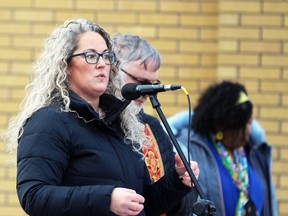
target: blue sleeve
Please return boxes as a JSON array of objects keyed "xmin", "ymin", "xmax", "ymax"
[
  {"xmin": 167, "ymin": 111, "xmax": 192, "ymax": 137},
  {"xmin": 250, "ymin": 119, "xmax": 266, "ymax": 145}
]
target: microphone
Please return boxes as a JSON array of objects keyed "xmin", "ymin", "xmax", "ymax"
[{"xmin": 121, "ymin": 83, "xmax": 182, "ymax": 100}]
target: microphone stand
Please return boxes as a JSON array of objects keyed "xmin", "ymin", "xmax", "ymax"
[{"xmin": 148, "ymin": 94, "xmax": 216, "ymax": 216}]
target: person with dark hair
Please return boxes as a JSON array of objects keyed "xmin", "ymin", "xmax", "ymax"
[
  {"xmin": 112, "ymin": 33, "xmax": 199, "ymax": 215},
  {"xmin": 6, "ymin": 18, "xmax": 199, "ymax": 216},
  {"xmin": 171, "ymin": 80, "xmax": 277, "ymax": 216}
]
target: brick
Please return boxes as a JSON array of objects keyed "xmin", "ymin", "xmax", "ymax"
[
  {"xmin": 181, "ymin": 15, "xmax": 218, "ymax": 27},
  {"xmin": 219, "ymin": 27, "xmax": 259, "ymax": 39},
  {"xmin": 55, "ymin": 12, "xmax": 95, "ymax": 23},
  {"xmin": 115, "ymin": 26, "xmax": 157, "ymax": 38},
  {"xmin": 0, "ymin": 76, "xmax": 28, "ymax": 87},
  {"xmin": 283, "ymin": 95, "xmax": 288, "ymax": 106},
  {"xmin": 250, "ymin": 93, "xmax": 280, "ymax": 106},
  {"xmin": 200, "ymin": 29, "xmax": 218, "ymax": 40},
  {"xmin": 180, "ymin": 41, "xmax": 217, "ymax": 52},
  {"xmin": 77, "ymin": 0, "xmax": 114, "ymax": 10},
  {"xmin": 0, "ymin": 62, "xmax": 9, "ymax": 73},
  {"xmin": 10, "ymin": 62, "xmax": 31, "ymax": 75},
  {"xmin": 0, "ymin": 0, "xmax": 31, "ymax": 8},
  {"xmin": 280, "ymin": 148, "xmax": 288, "ymax": 161},
  {"xmin": 263, "ymin": 29, "xmax": 288, "ymax": 40},
  {"xmin": 272, "ymin": 160, "xmax": 288, "ymax": 173},
  {"xmin": 201, "ymin": 54, "xmax": 217, "ymax": 66},
  {"xmin": 14, "ymin": 10, "xmax": 53, "ymax": 22},
  {"xmin": 219, "ymin": 14, "xmax": 239, "ymax": 25},
  {"xmin": 284, "ymin": 43, "xmax": 288, "ymax": 54},
  {"xmin": 11, "ymin": 89, "xmax": 25, "ymax": 100},
  {"xmin": 0, "ymin": 206, "xmax": 24, "ymax": 216},
  {"xmin": 0, "ymin": 102, "xmax": 21, "ymax": 113},
  {"xmin": 139, "ymin": 14, "xmax": 178, "ymax": 25},
  {"xmin": 98, "ymin": 12, "xmax": 136, "ymax": 24},
  {"xmin": 217, "ymin": 66, "xmax": 238, "ymax": 76},
  {"xmin": 35, "ymin": 0, "xmax": 73, "ymax": 9},
  {"xmin": 160, "ymin": 1, "xmax": 199, "ymax": 13},
  {"xmin": 32, "ymin": 23, "xmax": 58, "ymax": 36},
  {"xmin": 149, "ymin": 39, "xmax": 177, "ymax": 52},
  {"xmin": 159, "ymin": 27, "xmax": 198, "ymax": 39},
  {"xmin": 279, "ymin": 201, "xmax": 288, "ymax": 214},
  {"xmin": 161, "ymin": 53, "xmax": 199, "ymax": 66},
  {"xmin": 119, "ymin": 1, "xmax": 157, "ymax": 11},
  {"xmin": 7, "ymin": 191, "xmax": 19, "ymax": 205},
  {"xmin": 261, "ymin": 120, "xmax": 280, "ymax": 133},
  {"xmin": 261, "ymin": 81, "xmax": 288, "ymax": 92},
  {"xmin": 0, "ymin": 49, "xmax": 31, "ymax": 61},
  {"xmin": 0, "ymin": 10, "xmax": 12, "ymax": 20},
  {"xmin": 202, "ymin": 2, "xmax": 218, "ymax": 13},
  {"xmin": 13, "ymin": 36, "xmax": 45, "ymax": 49},
  {"xmin": 158, "ymin": 66, "xmax": 176, "ymax": 79},
  {"xmin": 280, "ymin": 175, "xmax": 288, "ymax": 187},
  {"xmin": 241, "ymin": 80, "xmax": 260, "ymax": 92},
  {"xmin": 219, "ymin": 40, "xmax": 238, "ymax": 52},
  {"xmin": 277, "ymin": 188, "xmax": 288, "ymax": 201},
  {"xmin": 218, "ymin": 54, "xmax": 259, "ymax": 65},
  {"xmin": 240, "ymin": 41, "xmax": 281, "ymax": 53},
  {"xmin": 282, "ymin": 122, "xmax": 288, "ymax": 133},
  {"xmin": 262, "ymin": 55, "xmax": 288, "ymax": 67},
  {"xmin": 264, "ymin": 2, "xmax": 288, "ymax": 13},
  {"xmin": 178, "ymin": 68, "xmax": 216, "ymax": 79},
  {"xmin": 219, "ymin": 1, "xmax": 261, "ymax": 12},
  {"xmin": 0, "ymin": 23, "xmax": 30, "ymax": 35},
  {"xmin": 261, "ymin": 107, "xmax": 288, "ymax": 120},
  {"xmin": 240, "ymin": 68, "xmax": 281, "ymax": 79},
  {"xmin": 0, "ymin": 88, "xmax": 10, "ymax": 100},
  {"xmin": 241, "ymin": 15, "xmax": 281, "ymax": 27},
  {"xmin": 0, "ymin": 35, "xmax": 10, "ymax": 46}
]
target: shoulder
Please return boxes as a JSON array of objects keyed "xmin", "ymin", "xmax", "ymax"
[{"xmin": 23, "ymin": 106, "xmax": 73, "ymax": 136}]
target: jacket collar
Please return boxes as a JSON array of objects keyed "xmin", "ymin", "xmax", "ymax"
[{"xmin": 69, "ymin": 91, "xmax": 131, "ymax": 124}]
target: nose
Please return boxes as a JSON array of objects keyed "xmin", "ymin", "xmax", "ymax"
[{"xmin": 96, "ymin": 56, "xmax": 106, "ymax": 68}]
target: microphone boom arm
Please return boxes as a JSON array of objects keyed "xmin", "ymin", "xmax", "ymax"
[{"xmin": 148, "ymin": 94, "xmax": 216, "ymax": 216}]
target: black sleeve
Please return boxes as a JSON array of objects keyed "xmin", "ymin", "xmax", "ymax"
[{"xmin": 17, "ymin": 109, "xmax": 116, "ymax": 216}]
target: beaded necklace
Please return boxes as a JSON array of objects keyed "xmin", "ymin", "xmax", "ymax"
[{"xmin": 213, "ymin": 139, "xmax": 249, "ymax": 216}]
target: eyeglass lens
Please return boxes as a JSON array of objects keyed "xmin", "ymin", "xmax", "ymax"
[{"xmin": 84, "ymin": 51, "xmax": 115, "ymax": 65}]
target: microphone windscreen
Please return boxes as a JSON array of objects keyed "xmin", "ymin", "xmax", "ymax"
[{"xmin": 121, "ymin": 83, "xmax": 140, "ymax": 100}]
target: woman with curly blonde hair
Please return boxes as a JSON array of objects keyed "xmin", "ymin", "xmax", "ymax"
[{"xmin": 6, "ymin": 18, "xmax": 197, "ymax": 216}]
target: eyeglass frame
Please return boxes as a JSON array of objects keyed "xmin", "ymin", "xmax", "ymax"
[
  {"xmin": 67, "ymin": 50, "xmax": 116, "ymax": 65},
  {"xmin": 120, "ymin": 68, "xmax": 161, "ymax": 85}
]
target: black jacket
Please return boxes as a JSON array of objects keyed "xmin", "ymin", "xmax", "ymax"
[
  {"xmin": 139, "ymin": 111, "xmax": 198, "ymax": 215},
  {"xmin": 17, "ymin": 92, "xmax": 191, "ymax": 216}
]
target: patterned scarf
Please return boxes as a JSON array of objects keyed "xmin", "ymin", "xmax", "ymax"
[{"xmin": 213, "ymin": 140, "xmax": 249, "ymax": 216}]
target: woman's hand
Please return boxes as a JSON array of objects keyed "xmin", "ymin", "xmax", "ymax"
[
  {"xmin": 174, "ymin": 153, "xmax": 200, "ymax": 187},
  {"xmin": 110, "ymin": 187, "xmax": 145, "ymax": 216}
]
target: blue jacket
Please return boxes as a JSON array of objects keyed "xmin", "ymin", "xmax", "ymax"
[
  {"xmin": 176, "ymin": 129, "xmax": 277, "ymax": 216},
  {"xmin": 17, "ymin": 92, "xmax": 192, "ymax": 216}
]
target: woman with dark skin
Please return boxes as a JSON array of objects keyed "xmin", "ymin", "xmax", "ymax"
[{"xmin": 175, "ymin": 81, "xmax": 277, "ymax": 216}]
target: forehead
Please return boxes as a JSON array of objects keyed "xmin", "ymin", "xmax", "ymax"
[
  {"xmin": 125, "ymin": 60, "xmax": 158, "ymax": 78},
  {"xmin": 76, "ymin": 31, "xmax": 107, "ymax": 51}
]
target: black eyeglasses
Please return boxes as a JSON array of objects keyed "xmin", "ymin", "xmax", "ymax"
[
  {"xmin": 120, "ymin": 68, "xmax": 161, "ymax": 85},
  {"xmin": 67, "ymin": 50, "xmax": 116, "ymax": 65}
]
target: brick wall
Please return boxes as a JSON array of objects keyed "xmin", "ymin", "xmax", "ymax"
[{"xmin": 0, "ymin": 0, "xmax": 287, "ymax": 215}]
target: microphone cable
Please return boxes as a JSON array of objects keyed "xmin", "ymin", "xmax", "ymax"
[{"xmin": 180, "ymin": 86, "xmax": 192, "ymax": 163}]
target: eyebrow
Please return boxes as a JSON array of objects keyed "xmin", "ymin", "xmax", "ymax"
[{"xmin": 120, "ymin": 68, "xmax": 161, "ymax": 84}]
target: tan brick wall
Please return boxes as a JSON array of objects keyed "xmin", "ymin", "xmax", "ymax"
[{"xmin": 0, "ymin": 0, "xmax": 287, "ymax": 215}]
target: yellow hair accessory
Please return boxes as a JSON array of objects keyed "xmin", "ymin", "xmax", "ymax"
[
  {"xmin": 216, "ymin": 131, "xmax": 223, "ymax": 141},
  {"xmin": 236, "ymin": 91, "xmax": 249, "ymax": 105}
]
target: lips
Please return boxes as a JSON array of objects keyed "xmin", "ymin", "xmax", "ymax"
[{"xmin": 96, "ymin": 74, "xmax": 106, "ymax": 79}]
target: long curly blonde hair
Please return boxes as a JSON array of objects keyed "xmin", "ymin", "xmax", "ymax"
[{"xmin": 5, "ymin": 18, "xmax": 147, "ymax": 157}]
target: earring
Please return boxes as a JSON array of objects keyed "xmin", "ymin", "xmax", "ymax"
[{"xmin": 216, "ymin": 131, "xmax": 223, "ymax": 142}]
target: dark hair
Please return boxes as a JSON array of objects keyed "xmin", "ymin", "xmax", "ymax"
[{"xmin": 191, "ymin": 80, "xmax": 253, "ymax": 135}]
